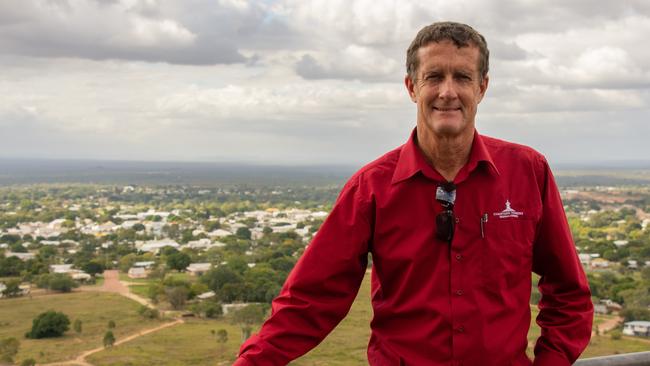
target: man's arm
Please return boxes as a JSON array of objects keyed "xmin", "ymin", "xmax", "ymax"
[
  {"xmin": 532, "ymin": 158, "xmax": 593, "ymax": 366},
  {"xmin": 234, "ymin": 174, "xmax": 373, "ymax": 365}
]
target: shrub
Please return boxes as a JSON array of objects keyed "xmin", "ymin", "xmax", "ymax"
[
  {"xmin": 25, "ymin": 311, "xmax": 70, "ymax": 339},
  {"xmin": 137, "ymin": 305, "xmax": 160, "ymax": 319},
  {"xmin": 0, "ymin": 337, "xmax": 19, "ymax": 364},
  {"xmin": 21, "ymin": 358, "xmax": 36, "ymax": 366},
  {"xmin": 103, "ymin": 331, "xmax": 115, "ymax": 348},
  {"xmin": 73, "ymin": 319, "xmax": 82, "ymax": 334}
]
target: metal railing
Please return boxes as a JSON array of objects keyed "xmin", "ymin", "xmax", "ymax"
[{"xmin": 575, "ymin": 352, "xmax": 650, "ymax": 366}]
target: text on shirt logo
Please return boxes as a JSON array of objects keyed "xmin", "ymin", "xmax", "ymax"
[{"xmin": 493, "ymin": 200, "xmax": 524, "ymax": 219}]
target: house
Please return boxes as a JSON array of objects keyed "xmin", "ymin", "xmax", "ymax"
[
  {"xmin": 593, "ymin": 304, "xmax": 608, "ymax": 315},
  {"xmin": 187, "ymin": 263, "xmax": 212, "ymax": 276},
  {"xmin": 134, "ymin": 261, "xmax": 156, "ymax": 269},
  {"xmin": 128, "ymin": 267, "xmax": 148, "ymax": 279},
  {"xmin": 138, "ymin": 239, "xmax": 179, "ymax": 253},
  {"xmin": 196, "ymin": 291, "xmax": 216, "ymax": 300},
  {"xmin": 578, "ymin": 253, "xmax": 591, "ymax": 267},
  {"xmin": 222, "ymin": 302, "xmax": 261, "ymax": 315},
  {"xmin": 627, "ymin": 260, "xmax": 638, "ymax": 269},
  {"xmin": 50, "ymin": 264, "xmax": 74, "ymax": 273},
  {"xmin": 613, "ymin": 240, "xmax": 629, "ymax": 247},
  {"xmin": 623, "ymin": 321, "xmax": 650, "ymax": 337},
  {"xmin": 208, "ymin": 229, "xmax": 233, "ymax": 238},
  {"xmin": 5, "ymin": 252, "xmax": 36, "ymax": 261},
  {"xmin": 591, "ymin": 258, "xmax": 610, "ymax": 269}
]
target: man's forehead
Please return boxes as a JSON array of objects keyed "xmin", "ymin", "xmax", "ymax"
[{"xmin": 416, "ymin": 41, "xmax": 481, "ymax": 71}]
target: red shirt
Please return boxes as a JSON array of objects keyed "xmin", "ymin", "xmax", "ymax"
[{"xmin": 235, "ymin": 129, "xmax": 593, "ymax": 366}]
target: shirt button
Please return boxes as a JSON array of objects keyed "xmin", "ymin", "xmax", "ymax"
[
  {"xmin": 455, "ymin": 254, "xmax": 462, "ymax": 261},
  {"xmin": 455, "ymin": 217, "xmax": 460, "ymax": 223},
  {"xmin": 456, "ymin": 289, "xmax": 464, "ymax": 296}
]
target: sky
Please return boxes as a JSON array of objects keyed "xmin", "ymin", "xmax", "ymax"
[{"xmin": 1, "ymin": 0, "xmax": 649, "ymax": 166}]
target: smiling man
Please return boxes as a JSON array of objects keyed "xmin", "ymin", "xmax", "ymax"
[{"xmin": 234, "ymin": 21, "xmax": 593, "ymax": 366}]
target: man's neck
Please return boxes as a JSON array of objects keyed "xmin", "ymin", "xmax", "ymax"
[{"xmin": 416, "ymin": 126, "xmax": 474, "ymax": 182}]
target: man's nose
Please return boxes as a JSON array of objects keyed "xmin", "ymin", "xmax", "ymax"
[{"xmin": 438, "ymin": 77, "xmax": 458, "ymax": 100}]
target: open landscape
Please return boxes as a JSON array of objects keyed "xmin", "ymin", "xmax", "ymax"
[{"xmin": 1, "ymin": 166, "xmax": 650, "ymax": 365}]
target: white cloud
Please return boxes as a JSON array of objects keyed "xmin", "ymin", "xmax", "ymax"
[{"xmin": 1, "ymin": 0, "xmax": 650, "ymax": 164}]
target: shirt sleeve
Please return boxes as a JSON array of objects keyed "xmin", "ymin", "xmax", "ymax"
[
  {"xmin": 531, "ymin": 158, "xmax": 593, "ymax": 366},
  {"xmin": 234, "ymin": 173, "xmax": 373, "ymax": 365}
]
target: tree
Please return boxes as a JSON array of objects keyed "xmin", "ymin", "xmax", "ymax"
[
  {"xmin": 166, "ymin": 252, "xmax": 191, "ymax": 271},
  {"xmin": 137, "ymin": 305, "xmax": 159, "ymax": 319},
  {"xmin": 1, "ymin": 279, "xmax": 23, "ymax": 298},
  {"xmin": 103, "ymin": 331, "xmax": 115, "ymax": 348},
  {"xmin": 236, "ymin": 227, "xmax": 252, "ymax": 240},
  {"xmin": 81, "ymin": 261, "xmax": 105, "ymax": 276},
  {"xmin": 0, "ymin": 337, "xmax": 19, "ymax": 364},
  {"xmin": 26, "ymin": 311, "xmax": 70, "ymax": 339},
  {"xmin": 230, "ymin": 304, "xmax": 266, "ymax": 342},
  {"xmin": 216, "ymin": 328, "xmax": 228, "ymax": 354},
  {"xmin": 48, "ymin": 274, "xmax": 79, "ymax": 293},
  {"xmin": 73, "ymin": 319, "xmax": 83, "ymax": 334},
  {"xmin": 166, "ymin": 286, "xmax": 189, "ymax": 310}
]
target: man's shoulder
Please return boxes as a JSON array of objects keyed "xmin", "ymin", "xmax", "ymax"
[
  {"xmin": 481, "ymin": 134, "xmax": 546, "ymax": 164},
  {"xmin": 345, "ymin": 146, "xmax": 403, "ymax": 187}
]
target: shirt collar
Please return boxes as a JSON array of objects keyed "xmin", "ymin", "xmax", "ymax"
[{"xmin": 391, "ymin": 128, "xmax": 500, "ymax": 185}]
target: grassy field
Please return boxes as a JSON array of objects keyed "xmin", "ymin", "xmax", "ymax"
[
  {"xmin": 0, "ymin": 291, "xmax": 166, "ymax": 364},
  {"xmin": 86, "ymin": 275, "xmax": 650, "ymax": 365}
]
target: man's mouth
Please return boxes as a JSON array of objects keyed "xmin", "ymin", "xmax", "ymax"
[{"xmin": 434, "ymin": 107, "xmax": 461, "ymax": 112}]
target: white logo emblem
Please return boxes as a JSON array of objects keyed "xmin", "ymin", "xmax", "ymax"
[{"xmin": 493, "ymin": 200, "xmax": 524, "ymax": 219}]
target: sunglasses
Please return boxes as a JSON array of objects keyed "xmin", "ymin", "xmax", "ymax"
[{"xmin": 435, "ymin": 182, "xmax": 456, "ymax": 244}]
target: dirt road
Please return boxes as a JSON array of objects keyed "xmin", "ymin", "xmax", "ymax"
[{"xmin": 37, "ymin": 270, "xmax": 182, "ymax": 366}]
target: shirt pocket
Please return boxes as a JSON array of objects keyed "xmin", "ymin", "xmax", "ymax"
[{"xmin": 480, "ymin": 216, "xmax": 536, "ymax": 294}]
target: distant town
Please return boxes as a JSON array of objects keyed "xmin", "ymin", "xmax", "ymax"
[{"xmin": 1, "ymin": 180, "xmax": 649, "ymax": 364}]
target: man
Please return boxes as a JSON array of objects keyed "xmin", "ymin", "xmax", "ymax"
[{"xmin": 234, "ymin": 21, "xmax": 593, "ymax": 365}]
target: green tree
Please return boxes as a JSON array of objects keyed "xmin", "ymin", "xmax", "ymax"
[
  {"xmin": 1, "ymin": 279, "xmax": 23, "ymax": 298},
  {"xmin": 21, "ymin": 358, "xmax": 36, "ymax": 366},
  {"xmin": 166, "ymin": 252, "xmax": 191, "ymax": 271},
  {"xmin": 73, "ymin": 319, "xmax": 83, "ymax": 334},
  {"xmin": 103, "ymin": 331, "xmax": 115, "ymax": 348},
  {"xmin": 81, "ymin": 261, "xmax": 105, "ymax": 276},
  {"xmin": 0, "ymin": 337, "xmax": 19, "ymax": 364},
  {"xmin": 48, "ymin": 274, "xmax": 79, "ymax": 293},
  {"xmin": 216, "ymin": 328, "xmax": 228, "ymax": 354},
  {"xmin": 166, "ymin": 286, "xmax": 189, "ymax": 310},
  {"xmin": 236, "ymin": 227, "xmax": 252, "ymax": 240},
  {"xmin": 230, "ymin": 304, "xmax": 266, "ymax": 342},
  {"xmin": 26, "ymin": 311, "xmax": 70, "ymax": 339}
]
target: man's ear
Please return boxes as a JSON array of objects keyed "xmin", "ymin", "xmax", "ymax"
[
  {"xmin": 477, "ymin": 74, "xmax": 489, "ymax": 104},
  {"xmin": 404, "ymin": 75, "xmax": 417, "ymax": 103}
]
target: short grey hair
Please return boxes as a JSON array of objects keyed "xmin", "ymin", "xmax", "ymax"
[{"xmin": 406, "ymin": 21, "xmax": 489, "ymax": 81}]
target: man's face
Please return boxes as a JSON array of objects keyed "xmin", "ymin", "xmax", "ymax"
[{"xmin": 405, "ymin": 40, "xmax": 488, "ymax": 139}]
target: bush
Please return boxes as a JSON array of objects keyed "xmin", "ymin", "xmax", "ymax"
[
  {"xmin": 25, "ymin": 311, "xmax": 70, "ymax": 339},
  {"xmin": 107, "ymin": 320, "xmax": 116, "ymax": 329},
  {"xmin": 103, "ymin": 331, "xmax": 115, "ymax": 348},
  {"xmin": 48, "ymin": 274, "xmax": 79, "ymax": 292},
  {"xmin": 610, "ymin": 330, "xmax": 622, "ymax": 340},
  {"xmin": 73, "ymin": 319, "xmax": 82, "ymax": 334},
  {"xmin": 190, "ymin": 301, "xmax": 223, "ymax": 319},
  {"xmin": 137, "ymin": 305, "xmax": 159, "ymax": 319},
  {"xmin": 165, "ymin": 286, "xmax": 188, "ymax": 310},
  {"xmin": 21, "ymin": 358, "xmax": 36, "ymax": 366},
  {"xmin": 0, "ymin": 337, "xmax": 19, "ymax": 364}
]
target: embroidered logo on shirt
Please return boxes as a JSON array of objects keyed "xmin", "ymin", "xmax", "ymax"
[{"xmin": 493, "ymin": 200, "xmax": 524, "ymax": 219}]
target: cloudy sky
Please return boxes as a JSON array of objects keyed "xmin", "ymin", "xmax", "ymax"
[{"xmin": 1, "ymin": 0, "xmax": 649, "ymax": 166}]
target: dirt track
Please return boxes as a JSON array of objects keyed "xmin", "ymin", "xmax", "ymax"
[{"xmin": 37, "ymin": 270, "xmax": 182, "ymax": 366}]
